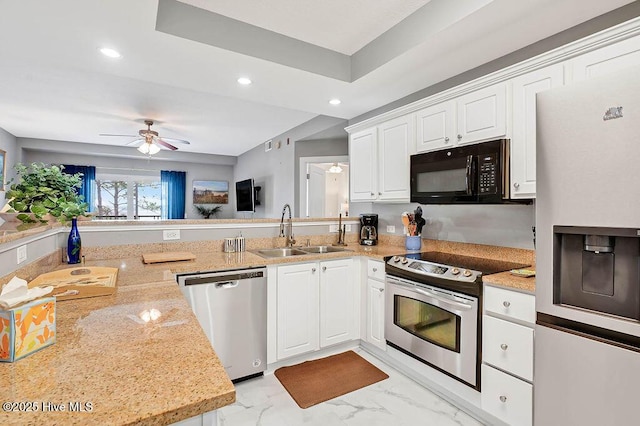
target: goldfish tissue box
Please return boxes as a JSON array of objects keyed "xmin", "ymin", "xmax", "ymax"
[{"xmin": 0, "ymin": 297, "xmax": 56, "ymax": 362}]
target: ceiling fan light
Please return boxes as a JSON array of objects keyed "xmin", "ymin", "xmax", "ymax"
[
  {"xmin": 137, "ymin": 143, "xmax": 150, "ymax": 154},
  {"xmin": 148, "ymin": 143, "xmax": 160, "ymax": 155}
]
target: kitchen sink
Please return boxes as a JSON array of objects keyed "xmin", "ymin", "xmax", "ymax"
[
  {"xmin": 300, "ymin": 245, "xmax": 352, "ymax": 254},
  {"xmin": 254, "ymin": 248, "xmax": 308, "ymax": 258}
]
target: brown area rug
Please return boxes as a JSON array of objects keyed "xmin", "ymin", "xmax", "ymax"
[{"xmin": 274, "ymin": 351, "xmax": 389, "ymax": 408}]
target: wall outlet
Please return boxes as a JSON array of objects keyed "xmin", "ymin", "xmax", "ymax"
[
  {"xmin": 163, "ymin": 230, "xmax": 181, "ymax": 240},
  {"xmin": 329, "ymin": 224, "xmax": 339, "ymax": 232},
  {"xmin": 386, "ymin": 225, "xmax": 396, "ymax": 233},
  {"xmin": 17, "ymin": 245, "xmax": 27, "ymax": 264},
  {"xmin": 345, "ymin": 224, "xmax": 351, "ymax": 232}
]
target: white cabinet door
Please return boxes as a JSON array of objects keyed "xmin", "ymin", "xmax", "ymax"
[
  {"xmin": 571, "ymin": 36, "xmax": 640, "ymax": 82},
  {"xmin": 378, "ymin": 115, "xmax": 415, "ymax": 202},
  {"xmin": 456, "ymin": 83, "xmax": 507, "ymax": 145},
  {"xmin": 367, "ymin": 278, "xmax": 386, "ymax": 350},
  {"xmin": 319, "ymin": 258, "xmax": 357, "ymax": 348},
  {"xmin": 349, "ymin": 127, "xmax": 377, "ymax": 202},
  {"xmin": 416, "ymin": 101, "xmax": 456, "ymax": 153},
  {"xmin": 276, "ymin": 263, "xmax": 319, "ymax": 360},
  {"xmin": 510, "ymin": 64, "xmax": 564, "ymax": 199}
]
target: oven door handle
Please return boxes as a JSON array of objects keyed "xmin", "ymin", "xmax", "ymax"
[{"xmin": 412, "ymin": 287, "xmax": 473, "ymax": 311}]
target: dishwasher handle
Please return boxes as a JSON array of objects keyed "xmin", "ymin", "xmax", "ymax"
[
  {"xmin": 216, "ymin": 281, "xmax": 239, "ymax": 289},
  {"xmin": 178, "ymin": 268, "xmax": 265, "ymax": 286}
]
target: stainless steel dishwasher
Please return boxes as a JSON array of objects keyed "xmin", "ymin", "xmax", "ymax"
[{"xmin": 177, "ymin": 267, "xmax": 267, "ymax": 382}]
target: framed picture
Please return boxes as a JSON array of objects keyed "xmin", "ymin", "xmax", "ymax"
[
  {"xmin": 192, "ymin": 180, "xmax": 229, "ymax": 204},
  {"xmin": 0, "ymin": 149, "xmax": 6, "ymax": 191}
]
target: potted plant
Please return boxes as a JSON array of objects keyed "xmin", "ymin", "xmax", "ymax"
[
  {"xmin": 194, "ymin": 205, "xmax": 222, "ymax": 219},
  {"xmin": 4, "ymin": 163, "xmax": 88, "ymax": 224}
]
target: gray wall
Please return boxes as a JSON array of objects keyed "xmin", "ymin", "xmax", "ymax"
[
  {"xmin": 19, "ymin": 138, "xmax": 236, "ymax": 219},
  {"xmin": 0, "ymin": 127, "xmax": 17, "ymax": 209},
  {"xmin": 294, "ymin": 137, "xmax": 348, "ymax": 216},
  {"xmin": 234, "ymin": 115, "xmax": 347, "ymax": 218}
]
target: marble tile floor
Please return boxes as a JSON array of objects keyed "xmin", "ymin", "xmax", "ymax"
[{"xmin": 217, "ymin": 349, "xmax": 483, "ymax": 426}]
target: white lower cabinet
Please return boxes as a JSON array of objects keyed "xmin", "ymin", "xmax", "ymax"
[
  {"xmin": 482, "ymin": 364, "xmax": 533, "ymax": 426},
  {"xmin": 276, "ymin": 259, "xmax": 357, "ymax": 361},
  {"xmin": 365, "ymin": 260, "xmax": 386, "ymax": 350},
  {"xmin": 482, "ymin": 285, "xmax": 535, "ymax": 426}
]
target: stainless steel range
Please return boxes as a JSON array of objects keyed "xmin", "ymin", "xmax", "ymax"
[{"xmin": 385, "ymin": 252, "xmax": 529, "ymax": 390}]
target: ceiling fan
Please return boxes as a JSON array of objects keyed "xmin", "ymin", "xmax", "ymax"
[{"xmin": 100, "ymin": 120, "xmax": 190, "ymax": 155}]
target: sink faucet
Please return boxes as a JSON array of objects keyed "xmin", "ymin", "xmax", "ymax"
[{"xmin": 280, "ymin": 204, "xmax": 296, "ymax": 247}]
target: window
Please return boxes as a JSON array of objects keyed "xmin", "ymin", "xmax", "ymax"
[{"xmin": 94, "ymin": 170, "xmax": 161, "ymax": 220}]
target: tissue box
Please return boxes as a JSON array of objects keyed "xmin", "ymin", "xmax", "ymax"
[{"xmin": 0, "ymin": 297, "xmax": 56, "ymax": 362}]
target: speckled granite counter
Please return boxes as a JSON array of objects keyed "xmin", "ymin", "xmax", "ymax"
[
  {"xmin": 0, "ymin": 276, "xmax": 235, "ymax": 425},
  {"xmin": 482, "ymin": 266, "xmax": 536, "ymax": 294}
]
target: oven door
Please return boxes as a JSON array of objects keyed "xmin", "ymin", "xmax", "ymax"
[{"xmin": 385, "ymin": 275, "xmax": 479, "ymax": 388}]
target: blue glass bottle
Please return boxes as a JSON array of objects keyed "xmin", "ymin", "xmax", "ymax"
[{"xmin": 67, "ymin": 218, "xmax": 82, "ymax": 264}]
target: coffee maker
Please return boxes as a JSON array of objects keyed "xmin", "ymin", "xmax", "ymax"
[{"xmin": 359, "ymin": 214, "xmax": 378, "ymax": 246}]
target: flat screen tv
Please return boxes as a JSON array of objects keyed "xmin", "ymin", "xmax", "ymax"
[{"xmin": 235, "ymin": 178, "xmax": 255, "ymax": 212}]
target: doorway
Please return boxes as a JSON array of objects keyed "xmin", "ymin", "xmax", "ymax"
[{"xmin": 299, "ymin": 156, "xmax": 349, "ymax": 218}]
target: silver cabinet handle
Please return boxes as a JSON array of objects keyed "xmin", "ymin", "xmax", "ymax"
[
  {"xmin": 513, "ymin": 182, "xmax": 520, "ymax": 189},
  {"xmin": 311, "ymin": 268, "xmax": 316, "ymax": 273},
  {"xmin": 378, "ymin": 192, "xmax": 382, "ymax": 196},
  {"xmin": 500, "ymin": 343, "xmax": 508, "ymax": 351},
  {"xmin": 499, "ymin": 396, "xmax": 507, "ymax": 403},
  {"xmin": 503, "ymin": 301, "xmax": 511, "ymax": 308},
  {"xmin": 378, "ymin": 288, "xmax": 384, "ymax": 293},
  {"xmin": 444, "ymin": 136, "xmax": 450, "ymax": 142},
  {"xmin": 457, "ymin": 134, "xmax": 462, "ymax": 140},
  {"xmin": 370, "ymin": 192, "xmax": 374, "ymax": 196},
  {"xmin": 372, "ymin": 267, "xmax": 377, "ymax": 272},
  {"xmin": 322, "ymin": 266, "xmax": 327, "ymax": 272}
]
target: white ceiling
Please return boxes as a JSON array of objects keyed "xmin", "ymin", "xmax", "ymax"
[{"xmin": 0, "ymin": 0, "xmax": 635, "ymax": 157}]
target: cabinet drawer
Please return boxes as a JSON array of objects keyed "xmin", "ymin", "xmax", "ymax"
[
  {"xmin": 367, "ymin": 260, "xmax": 385, "ymax": 281},
  {"xmin": 483, "ymin": 315, "xmax": 533, "ymax": 381},
  {"xmin": 481, "ymin": 364, "xmax": 532, "ymax": 426},
  {"xmin": 484, "ymin": 285, "xmax": 535, "ymax": 324}
]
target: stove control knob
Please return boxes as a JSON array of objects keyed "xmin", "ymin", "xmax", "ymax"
[
  {"xmin": 393, "ymin": 256, "xmax": 401, "ymax": 263},
  {"xmin": 401, "ymin": 258, "xmax": 409, "ymax": 265},
  {"xmin": 451, "ymin": 268, "xmax": 460, "ymax": 275},
  {"xmin": 463, "ymin": 270, "xmax": 472, "ymax": 277}
]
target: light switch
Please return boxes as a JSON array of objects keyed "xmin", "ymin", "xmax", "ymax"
[
  {"xmin": 387, "ymin": 225, "xmax": 396, "ymax": 233},
  {"xmin": 17, "ymin": 245, "xmax": 27, "ymax": 264}
]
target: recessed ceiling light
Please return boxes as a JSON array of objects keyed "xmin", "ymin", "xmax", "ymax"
[
  {"xmin": 237, "ymin": 77, "xmax": 252, "ymax": 85},
  {"xmin": 329, "ymin": 99, "xmax": 341, "ymax": 105},
  {"xmin": 99, "ymin": 47, "xmax": 121, "ymax": 59}
]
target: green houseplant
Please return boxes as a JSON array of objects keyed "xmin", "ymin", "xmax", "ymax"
[{"xmin": 5, "ymin": 163, "xmax": 88, "ymax": 223}]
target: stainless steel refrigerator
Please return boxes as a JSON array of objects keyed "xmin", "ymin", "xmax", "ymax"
[{"xmin": 535, "ymin": 66, "xmax": 640, "ymax": 425}]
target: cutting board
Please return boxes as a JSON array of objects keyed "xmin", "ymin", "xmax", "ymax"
[
  {"xmin": 142, "ymin": 251, "xmax": 196, "ymax": 264},
  {"xmin": 28, "ymin": 266, "xmax": 118, "ymax": 301}
]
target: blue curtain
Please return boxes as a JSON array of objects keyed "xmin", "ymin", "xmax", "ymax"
[
  {"xmin": 62, "ymin": 164, "xmax": 96, "ymax": 212},
  {"xmin": 161, "ymin": 170, "xmax": 186, "ymax": 219}
]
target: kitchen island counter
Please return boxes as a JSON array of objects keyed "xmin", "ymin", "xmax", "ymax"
[{"xmin": 0, "ymin": 271, "xmax": 235, "ymax": 425}]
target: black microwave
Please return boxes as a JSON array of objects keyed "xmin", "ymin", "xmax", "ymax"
[{"xmin": 410, "ymin": 139, "xmax": 510, "ymax": 204}]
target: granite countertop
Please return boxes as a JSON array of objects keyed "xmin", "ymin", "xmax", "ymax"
[
  {"xmin": 0, "ymin": 275, "xmax": 235, "ymax": 425},
  {"xmin": 482, "ymin": 265, "xmax": 536, "ymax": 294}
]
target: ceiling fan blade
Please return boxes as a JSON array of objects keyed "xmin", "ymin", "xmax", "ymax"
[
  {"xmin": 125, "ymin": 138, "xmax": 145, "ymax": 146},
  {"xmin": 155, "ymin": 138, "xmax": 178, "ymax": 150},
  {"xmin": 158, "ymin": 136, "xmax": 190, "ymax": 145},
  {"xmin": 100, "ymin": 133, "xmax": 138, "ymax": 137}
]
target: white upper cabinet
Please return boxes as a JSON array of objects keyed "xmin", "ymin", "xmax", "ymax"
[
  {"xmin": 416, "ymin": 84, "xmax": 507, "ymax": 154},
  {"xmin": 570, "ymin": 36, "xmax": 640, "ymax": 82},
  {"xmin": 377, "ymin": 115, "xmax": 415, "ymax": 201},
  {"xmin": 349, "ymin": 127, "xmax": 377, "ymax": 202},
  {"xmin": 416, "ymin": 100, "xmax": 456, "ymax": 153},
  {"xmin": 510, "ymin": 63, "xmax": 564, "ymax": 199},
  {"xmin": 456, "ymin": 83, "xmax": 507, "ymax": 145},
  {"xmin": 349, "ymin": 114, "xmax": 415, "ymax": 203}
]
